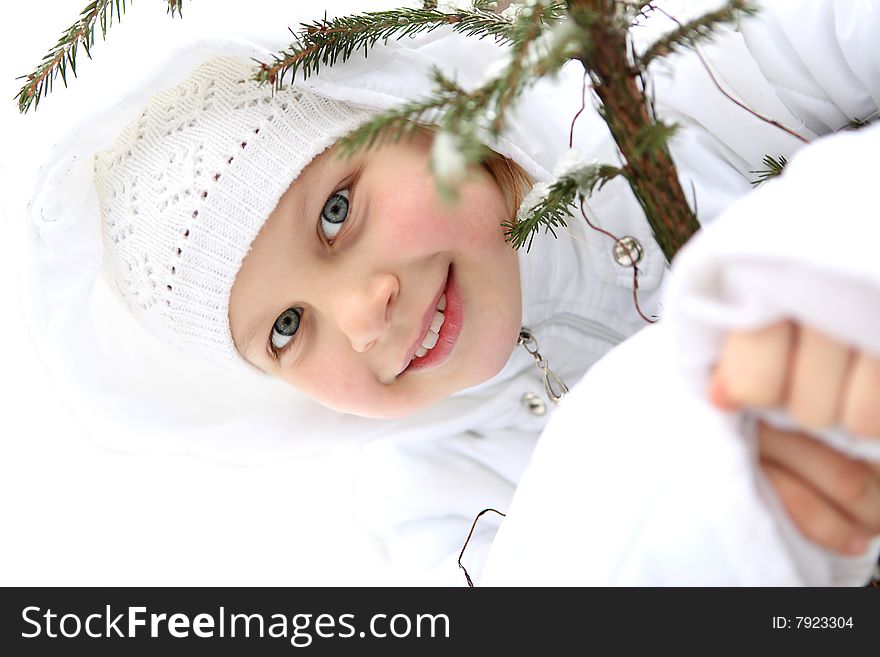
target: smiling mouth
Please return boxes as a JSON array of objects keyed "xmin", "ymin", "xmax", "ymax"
[{"xmin": 400, "ymin": 264, "xmax": 462, "ymax": 375}]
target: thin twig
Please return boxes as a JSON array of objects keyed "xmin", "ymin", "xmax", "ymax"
[
  {"xmin": 458, "ymin": 508, "xmax": 506, "ymax": 587},
  {"xmin": 566, "ymin": 53, "xmax": 657, "ymax": 325},
  {"xmin": 569, "ymin": 68, "xmax": 588, "ymax": 148},
  {"xmin": 578, "ymin": 198, "xmax": 657, "ymax": 324},
  {"xmin": 652, "ymin": 4, "xmax": 809, "ymax": 144}
]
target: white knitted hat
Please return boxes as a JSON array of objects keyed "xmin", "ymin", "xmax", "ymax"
[{"xmin": 93, "ymin": 57, "xmax": 372, "ymax": 366}]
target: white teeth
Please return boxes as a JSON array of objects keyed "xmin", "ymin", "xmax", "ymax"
[
  {"xmin": 413, "ymin": 328, "xmax": 439, "ymax": 361},
  {"xmin": 421, "ymin": 329, "xmax": 439, "ymax": 350},
  {"xmin": 430, "ymin": 309, "xmax": 445, "ymax": 333},
  {"xmin": 409, "ymin": 294, "xmax": 449, "ymax": 364}
]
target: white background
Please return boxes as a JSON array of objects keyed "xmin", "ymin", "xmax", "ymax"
[{"xmin": 0, "ymin": 0, "xmax": 396, "ymax": 586}]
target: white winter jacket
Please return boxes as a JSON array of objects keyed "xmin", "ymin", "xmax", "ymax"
[
  {"xmin": 346, "ymin": 0, "xmax": 880, "ymax": 586},
  {"xmin": 15, "ymin": 1, "xmax": 880, "ymax": 585}
]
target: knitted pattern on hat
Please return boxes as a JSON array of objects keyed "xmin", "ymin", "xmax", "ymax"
[{"xmin": 93, "ymin": 57, "xmax": 372, "ymax": 367}]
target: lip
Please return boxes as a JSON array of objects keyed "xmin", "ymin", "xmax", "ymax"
[{"xmin": 399, "ymin": 264, "xmax": 462, "ymax": 375}]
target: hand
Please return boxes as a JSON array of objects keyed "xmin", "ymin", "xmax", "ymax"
[
  {"xmin": 709, "ymin": 321, "xmax": 880, "ymax": 436},
  {"xmin": 708, "ymin": 320, "xmax": 880, "ymax": 555},
  {"xmin": 756, "ymin": 422, "xmax": 880, "ymax": 555}
]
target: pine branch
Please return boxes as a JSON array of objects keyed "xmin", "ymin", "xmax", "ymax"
[
  {"xmin": 268, "ymin": 2, "xmax": 578, "ymax": 209},
  {"xmin": 638, "ymin": 0, "xmax": 755, "ymax": 67},
  {"xmin": 16, "ymin": 0, "xmax": 124, "ymax": 113},
  {"xmin": 750, "ymin": 154, "xmax": 787, "ymax": 186},
  {"xmin": 505, "ymin": 164, "xmax": 621, "ymax": 250},
  {"xmin": 484, "ymin": 4, "xmax": 580, "ymax": 135},
  {"xmin": 253, "ymin": 2, "xmax": 567, "ymax": 88},
  {"xmin": 167, "ymin": 0, "xmax": 184, "ymax": 18},
  {"xmin": 336, "ymin": 3, "xmax": 576, "ymax": 157},
  {"xmin": 335, "ymin": 68, "xmax": 466, "ymax": 156},
  {"xmin": 325, "ymin": 2, "xmax": 585, "ymax": 234},
  {"xmin": 334, "ymin": 2, "xmax": 582, "ymax": 215},
  {"xmin": 16, "ymin": 0, "xmax": 184, "ymax": 114}
]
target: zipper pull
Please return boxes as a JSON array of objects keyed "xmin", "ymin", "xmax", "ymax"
[{"xmin": 518, "ymin": 327, "xmax": 569, "ymax": 404}]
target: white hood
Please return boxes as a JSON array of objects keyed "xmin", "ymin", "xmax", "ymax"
[{"xmin": 14, "ymin": 0, "xmax": 652, "ymax": 465}]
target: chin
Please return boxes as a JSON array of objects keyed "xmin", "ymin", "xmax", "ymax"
[{"xmin": 321, "ymin": 389, "xmax": 440, "ymax": 420}]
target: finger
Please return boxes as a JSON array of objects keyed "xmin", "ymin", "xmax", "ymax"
[
  {"xmin": 758, "ymin": 422, "xmax": 880, "ymax": 534},
  {"xmin": 707, "ymin": 368, "xmax": 738, "ymax": 411},
  {"xmin": 761, "ymin": 458, "xmax": 869, "ymax": 555},
  {"xmin": 787, "ymin": 327, "xmax": 853, "ymax": 429},
  {"xmin": 717, "ymin": 321, "xmax": 794, "ymax": 408},
  {"xmin": 841, "ymin": 351, "xmax": 880, "ymax": 438}
]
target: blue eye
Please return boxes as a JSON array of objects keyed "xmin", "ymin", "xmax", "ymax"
[
  {"xmin": 320, "ymin": 189, "xmax": 349, "ymax": 240},
  {"xmin": 271, "ymin": 307, "xmax": 301, "ymax": 351}
]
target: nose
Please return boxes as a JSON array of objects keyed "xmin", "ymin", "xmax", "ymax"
[{"xmin": 329, "ymin": 272, "xmax": 399, "ymax": 352}]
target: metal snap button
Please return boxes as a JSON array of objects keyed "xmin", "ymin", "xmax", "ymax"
[
  {"xmin": 613, "ymin": 236, "xmax": 643, "ymax": 267},
  {"xmin": 521, "ymin": 392, "xmax": 546, "ymax": 416}
]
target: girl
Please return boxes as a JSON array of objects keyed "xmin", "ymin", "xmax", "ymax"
[{"xmin": 19, "ymin": 0, "xmax": 880, "ymax": 584}]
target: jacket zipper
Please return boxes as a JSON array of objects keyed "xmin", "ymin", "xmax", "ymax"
[
  {"xmin": 533, "ymin": 312, "xmax": 627, "ymax": 347},
  {"xmin": 519, "ymin": 314, "xmax": 627, "ymax": 405}
]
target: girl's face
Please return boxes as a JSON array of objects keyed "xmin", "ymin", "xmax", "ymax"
[{"xmin": 228, "ymin": 131, "xmax": 522, "ymax": 418}]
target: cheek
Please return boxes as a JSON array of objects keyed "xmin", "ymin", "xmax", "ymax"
[
  {"xmin": 288, "ymin": 353, "xmax": 372, "ymax": 411},
  {"xmin": 283, "ymin": 349, "xmax": 409, "ymax": 417},
  {"xmin": 284, "ymin": 350, "xmax": 446, "ymax": 418},
  {"xmin": 376, "ymin": 184, "xmax": 450, "ymax": 252},
  {"xmin": 379, "ymin": 180, "xmax": 509, "ymax": 254}
]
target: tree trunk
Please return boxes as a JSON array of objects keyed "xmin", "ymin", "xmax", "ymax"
[{"xmin": 568, "ymin": 0, "xmax": 700, "ymax": 262}]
